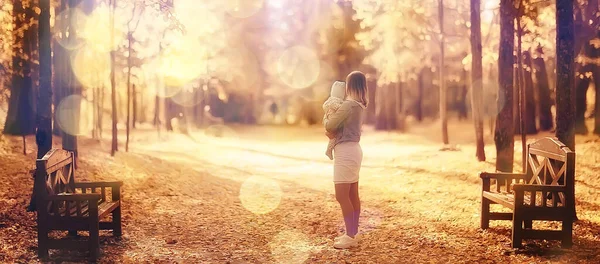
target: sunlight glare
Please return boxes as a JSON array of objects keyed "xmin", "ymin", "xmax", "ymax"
[
  {"xmin": 277, "ymin": 46, "xmax": 320, "ymax": 89},
  {"xmin": 56, "ymin": 95, "xmax": 93, "ymax": 136},
  {"xmin": 239, "ymin": 176, "xmax": 282, "ymax": 215},
  {"xmin": 224, "ymin": 0, "xmax": 264, "ymax": 18},
  {"xmin": 70, "ymin": 44, "xmax": 111, "ymax": 89},
  {"xmin": 171, "ymin": 82, "xmax": 203, "ymax": 107},
  {"xmin": 269, "ymin": 229, "xmax": 314, "ymax": 264},
  {"xmin": 358, "ymin": 208, "xmax": 384, "ymax": 234},
  {"xmin": 482, "ymin": 0, "xmax": 498, "ymax": 23},
  {"xmin": 82, "ymin": 4, "xmax": 125, "ymax": 52},
  {"xmin": 53, "ymin": 7, "xmax": 87, "ymax": 50}
]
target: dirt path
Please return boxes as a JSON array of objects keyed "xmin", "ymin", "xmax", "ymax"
[{"xmin": 1, "ymin": 123, "xmax": 600, "ymax": 263}]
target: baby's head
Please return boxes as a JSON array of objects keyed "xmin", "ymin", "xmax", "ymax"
[{"xmin": 330, "ymin": 81, "xmax": 346, "ymax": 99}]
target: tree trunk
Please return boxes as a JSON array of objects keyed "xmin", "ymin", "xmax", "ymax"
[
  {"xmin": 516, "ymin": 14, "xmax": 527, "ymax": 171},
  {"xmin": 365, "ymin": 77, "xmax": 376, "ymax": 125},
  {"xmin": 416, "ymin": 68, "xmax": 425, "ymax": 122},
  {"xmin": 396, "ymin": 81, "xmax": 405, "ymax": 131},
  {"xmin": 533, "ymin": 48, "xmax": 554, "ymax": 131},
  {"xmin": 4, "ymin": 0, "xmax": 36, "ymax": 137},
  {"xmin": 37, "ymin": 0, "xmax": 53, "ymax": 159},
  {"xmin": 375, "ymin": 82, "xmax": 387, "ymax": 130},
  {"xmin": 574, "ymin": 75, "xmax": 590, "ymax": 134},
  {"xmin": 126, "ymin": 33, "xmax": 132, "ymax": 152},
  {"xmin": 61, "ymin": 0, "xmax": 86, "ymax": 163},
  {"xmin": 523, "ymin": 51, "xmax": 537, "ymax": 134},
  {"xmin": 110, "ymin": 0, "xmax": 118, "ymax": 156},
  {"xmin": 439, "ymin": 0, "xmax": 449, "ymax": 144},
  {"xmin": 458, "ymin": 69, "xmax": 469, "ymax": 120},
  {"xmin": 494, "ymin": 0, "xmax": 515, "ymax": 172},
  {"xmin": 132, "ymin": 84, "xmax": 137, "ymax": 128},
  {"xmin": 52, "ymin": 2, "xmax": 66, "ymax": 136},
  {"xmin": 470, "ymin": 0, "xmax": 486, "ymax": 161},
  {"xmin": 99, "ymin": 84, "xmax": 104, "ymax": 139},
  {"xmin": 556, "ymin": 0, "xmax": 577, "ymax": 220},
  {"xmin": 154, "ymin": 94, "xmax": 160, "ymax": 126},
  {"xmin": 555, "ymin": 0, "xmax": 576, "ymax": 151},
  {"xmin": 386, "ymin": 84, "xmax": 398, "ymax": 130},
  {"xmin": 594, "ymin": 66, "xmax": 600, "ymax": 134}
]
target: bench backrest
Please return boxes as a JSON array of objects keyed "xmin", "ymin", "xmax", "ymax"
[
  {"xmin": 525, "ymin": 137, "xmax": 575, "ymax": 208},
  {"xmin": 526, "ymin": 137, "xmax": 574, "ymax": 187},
  {"xmin": 34, "ymin": 149, "xmax": 76, "ymax": 212}
]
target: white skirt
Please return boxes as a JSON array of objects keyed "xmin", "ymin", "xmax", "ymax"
[{"xmin": 333, "ymin": 141, "xmax": 363, "ymax": 184}]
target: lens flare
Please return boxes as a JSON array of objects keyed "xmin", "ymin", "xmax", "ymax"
[
  {"xmin": 53, "ymin": 7, "xmax": 87, "ymax": 50},
  {"xmin": 175, "ymin": 1, "xmax": 225, "ymax": 40},
  {"xmin": 359, "ymin": 208, "xmax": 384, "ymax": 234},
  {"xmin": 70, "ymin": 45, "xmax": 111, "ymax": 89},
  {"xmin": 160, "ymin": 37, "xmax": 205, "ymax": 88},
  {"xmin": 269, "ymin": 229, "xmax": 313, "ymax": 264},
  {"xmin": 224, "ymin": 0, "xmax": 264, "ymax": 18},
  {"xmin": 481, "ymin": 79, "xmax": 501, "ymax": 119},
  {"xmin": 171, "ymin": 82, "xmax": 203, "ymax": 107},
  {"xmin": 56, "ymin": 95, "xmax": 93, "ymax": 136},
  {"xmin": 239, "ymin": 176, "xmax": 282, "ymax": 215},
  {"xmin": 277, "ymin": 46, "xmax": 320, "ymax": 89},
  {"xmin": 82, "ymin": 4, "xmax": 125, "ymax": 52}
]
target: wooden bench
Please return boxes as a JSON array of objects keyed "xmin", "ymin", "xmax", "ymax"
[
  {"xmin": 34, "ymin": 149, "xmax": 123, "ymax": 261},
  {"xmin": 480, "ymin": 137, "xmax": 575, "ymax": 248}
]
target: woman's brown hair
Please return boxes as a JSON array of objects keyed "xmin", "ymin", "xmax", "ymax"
[{"xmin": 345, "ymin": 71, "xmax": 369, "ymax": 107}]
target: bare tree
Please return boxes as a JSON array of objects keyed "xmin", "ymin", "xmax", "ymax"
[
  {"xmin": 470, "ymin": 0, "xmax": 485, "ymax": 161},
  {"xmin": 110, "ymin": 0, "xmax": 118, "ymax": 156},
  {"xmin": 37, "ymin": 0, "xmax": 52, "ymax": 159},
  {"xmin": 555, "ymin": 0, "xmax": 576, "ymax": 151},
  {"xmin": 126, "ymin": 3, "xmax": 144, "ymax": 152},
  {"xmin": 4, "ymin": 0, "xmax": 36, "ymax": 155},
  {"xmin": 533, "ymin": 46, "xmax": 553, "ymax": 131},
  {"xmin": 555, "ymin": 0, "xmax": 577, "ymax": 220},
  {"xmin": 494, "ymin": 0, "xmax": 515, "ymax": 172},
  {"xmin": 438, "ymin": 0, "xmax": 448, "ymax": 145}
]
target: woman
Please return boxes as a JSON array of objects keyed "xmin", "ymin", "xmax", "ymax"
[{"xmin": 324, "ymin": 71, "xmax": 368, "ymax": 249}]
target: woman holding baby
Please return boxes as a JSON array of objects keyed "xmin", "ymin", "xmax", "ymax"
[{"xmin": 322, "ymin": 71, "xmax": 368, "ymax": 249}]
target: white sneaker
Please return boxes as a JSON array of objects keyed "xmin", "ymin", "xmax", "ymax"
[
  {"xmin": 335, "ymin": 233, "xmax": 361, "ymax": 242},
  {"xmin": 333, "ymin": 234, "xmax": 358, "ymax": 249}
]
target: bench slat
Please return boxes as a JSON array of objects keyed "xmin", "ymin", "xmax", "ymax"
[
  {"xmin": 482, "ymin": 192, "xmax": 515, "ymax": 210},
  {"xmin": 99, "ymin": 201, "xmax": 120, "ymax": 219},
  {"xmin": 489, "ymin": 212, "xmax": 512, "ymax": 220},
  {"xmin": 482, "ymin": 192, "xmax": 536, "ymax": 209}
]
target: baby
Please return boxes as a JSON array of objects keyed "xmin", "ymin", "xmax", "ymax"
[{"xmin": 322, "ymin": 81, "xmax": 346, "ymax": 160}]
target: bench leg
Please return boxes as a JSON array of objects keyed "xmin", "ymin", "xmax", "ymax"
[
  {"xmin": 561, "ymin": 219, "xmax": 573, "ymax": 248},
  {"xmin": 481, "ymin": 198, "xmax": 490, "ymax": 229},
  {"xmin": 112, "ymin": 206, "xmax": 122, "ymax": 237},
  {"xmin": 89, "ymin": 219, "xmax": 100, "ymax": 261},
  {"xmin": 37, "ymin": 225, "xmax": 49, "ymax": 259},
  {"xmin": 512, "ymin": 212, "xmax": 523, "ymax": 248}
]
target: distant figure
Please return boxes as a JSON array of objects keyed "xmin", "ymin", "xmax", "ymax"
[
  {"xmin": 269, "ymin": 101, "xmax": 278, "ymax": 119},
  {"xmin": 324, "ymin": 71, "xmax": 368, "ymax": 249},
  {"xmin": 322, "ymin": 81, "xmax": 346, "ymax": 160}
]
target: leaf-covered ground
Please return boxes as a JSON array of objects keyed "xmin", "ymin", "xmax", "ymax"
[{"xmin": 1, "ymin": 120, "xmax": 600, "ymax": 263}]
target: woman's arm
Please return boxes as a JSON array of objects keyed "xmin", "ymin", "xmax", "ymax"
[{"xmin": 324, "ymin": 101, "xmax": 352, "ymax": 133}]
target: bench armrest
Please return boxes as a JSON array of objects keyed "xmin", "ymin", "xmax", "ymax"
[
  {"xmin": 480, "ymin": 172, "xmax": 526, "ymax": 180},
  {"xmin": 74, "ymin": 181, "xmax": 123, "ymax": 188},
  {"xmin": 512, "ymin": 184, "xmax": 566, "ymax": 192},
  {"xmin": 47, "ymin": 193, "xmax": 101, "ymax": 202}
]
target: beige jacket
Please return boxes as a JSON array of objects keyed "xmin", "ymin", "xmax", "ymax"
[{"xmin": 324, "ymin": 100, "xmax": 366, "ymax": 145}]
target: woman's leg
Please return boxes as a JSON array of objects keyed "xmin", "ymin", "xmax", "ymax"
[
  {"xmin": 349, "ymin": 182, "xmax": 360, "ymax": 236},
  {"xmin": 335, "ymin": 183, "xmax": 355, "ymax": 238}
]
